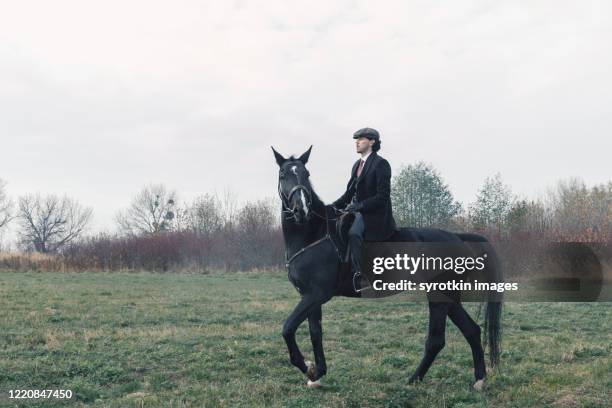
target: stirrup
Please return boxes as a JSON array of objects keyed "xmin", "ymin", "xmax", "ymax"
[{"xmin": 352, "ymin": 272, "xmax": 371, "ymax": 293}]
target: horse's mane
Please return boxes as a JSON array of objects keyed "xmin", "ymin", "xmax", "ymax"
[{"xmin": 307, "ymin": 177, "xmax": 326, "ymax": 211}]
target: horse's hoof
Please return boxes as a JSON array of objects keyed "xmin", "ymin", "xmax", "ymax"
[
  {"xmin": 473, "ymin": 379, "xmax": 485, "ymax": 391},
  {"xmin": 307, "ymin": 379, "xmax": 322, "ymax": 388},
  {"xmin": 305, "ymin": 360, "xmax": 317, "ymax": 381}
]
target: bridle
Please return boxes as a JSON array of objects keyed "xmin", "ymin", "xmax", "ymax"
[
  {"xmin": 277, "ymin": 178, "xmax": 334, "ymax": 222},
  {"xmin": 277, "ymin": 169, "xmax": 342, "ymax": 267},
  {"xmin": 278, "ymin": 181, "xmax": 313, "ymax": 218}
]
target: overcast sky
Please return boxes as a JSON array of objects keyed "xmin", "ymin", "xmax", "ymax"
[{"xmin": 1, "ymin": 0, "xmax": 610, "ymax": 238}]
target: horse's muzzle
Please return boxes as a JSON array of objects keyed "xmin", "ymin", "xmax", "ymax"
[{"xmin": 293, "ymin": 208, "xmax": 309, "ymax": 224}]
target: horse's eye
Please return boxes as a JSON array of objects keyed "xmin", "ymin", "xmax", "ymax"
[
  {"xmin": 305, "ymin": 170, "xmax": 310, "ymax": 178},
  {"xmin": 279, "ymin": 170, "xmax": 286, "ymax": 179}
]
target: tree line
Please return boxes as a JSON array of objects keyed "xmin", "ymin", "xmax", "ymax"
[
  {"xmin": 391, "ymin": 162, "xmax": 611, "ymax": 242},
  {"xmin": 0, "ymin": 183, "xmax": 282, "ymax": 272},
  {"xmin": 0, "ymin": 164, "xmax": 610, "ymax": 273}
]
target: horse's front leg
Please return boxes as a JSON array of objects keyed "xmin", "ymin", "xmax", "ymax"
[
  {"xmin": 282, "ymin": 294, "xmax": 322, "ymax": 376},
  {"xmin": 306, "ymin": 305, "xmax": 326, "ymax": 386}
]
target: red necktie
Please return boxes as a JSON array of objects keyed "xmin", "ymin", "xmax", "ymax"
[{"xmin": 357, "ymin": 159, "xmax": 365, "ymax": 177}]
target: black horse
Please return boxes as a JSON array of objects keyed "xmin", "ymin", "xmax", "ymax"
[{"xmin": 273, "ymin": 146, "xmax": 502, "ymax": 390}]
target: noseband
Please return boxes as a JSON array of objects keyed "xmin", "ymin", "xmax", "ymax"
[{"xmin": 278, "ymin": 181, "xmax": 312, "ymax": 213}]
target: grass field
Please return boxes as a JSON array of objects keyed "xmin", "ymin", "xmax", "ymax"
[{"xmin": 0, "ymin": 271, "xmax": 610, "ymax": 407}]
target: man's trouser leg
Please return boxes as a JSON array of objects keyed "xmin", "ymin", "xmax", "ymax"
[{"xmin": 348, "ymin": 213, "xmax": 366, "ymax": 291}]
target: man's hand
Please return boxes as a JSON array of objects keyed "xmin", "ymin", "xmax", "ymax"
[{"xmin": 345, "ymin": 202, "xmax": 363, "ymax": 213}]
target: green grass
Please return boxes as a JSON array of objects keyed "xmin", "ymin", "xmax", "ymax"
[{"xmin": 0, "ymin": 271, "xmax": 610, "ymax": 407}]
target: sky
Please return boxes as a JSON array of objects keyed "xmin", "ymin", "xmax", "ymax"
[{"xmin": 1, "ymin": 0, "xmax": 611, "ymax": 240}]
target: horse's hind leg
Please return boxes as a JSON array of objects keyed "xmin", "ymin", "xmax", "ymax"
[
  {"xmin": 409, "ymin": 302, "xmax": 448, "ymax": 383},
  {"xmin": 448, "ymin": 303, "xmax": 486, "ymax": 388},
  {"xmin": 282, "ymin": 295, "xmax": 323, "ymax": 376},
  {"xmin": 307, "ymin": 305, "xmax": 326, "ymax": 382}
]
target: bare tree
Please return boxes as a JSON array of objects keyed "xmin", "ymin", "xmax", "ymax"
[
  {"xmin": 546, "ymin": 178, "xmax": 612, "ymax": 237},
  {"xmin": 0, "ymin": 179, "xmax": 14, "ymax": 230},
  {"xmin": 237, "ymin": 199, "xmax": 278, "ymax": 235},
  {"xmin": 116, "ymin": 184, "xmax": 177, "ymax": 235},
  {"xmin": 217, "ymin": 189, "xmax": 239, "ymax": 227},
  {"xmin": 236, "ymin": 199, "xmax": 282, "ymax": 269},
  {"xmin": 184, "ymin": 194, "xmax": 224, "ymax": 236},
  {"xmin": 17, "ymin": 194, "xmax": 93, "ymax": 253}
]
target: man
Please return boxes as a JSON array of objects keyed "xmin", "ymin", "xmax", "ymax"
[{"xmin": 333, "ymin": 127, "xmax": 397, "ymax": 291}]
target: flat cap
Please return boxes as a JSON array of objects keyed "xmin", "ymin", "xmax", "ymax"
[{"xmin": 352, "ymin": 127, "xmax": 380, "ymax": 141}]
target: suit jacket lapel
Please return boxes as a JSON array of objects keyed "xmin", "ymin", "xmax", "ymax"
[{"xmin": 358, "ymin": 152, "xmax": 378, "ymax": 181}]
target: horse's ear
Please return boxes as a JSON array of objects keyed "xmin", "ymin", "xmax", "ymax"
[
  {"xmin": 271, "ymin": 146, "xmax": 286, "ymax": 166},
  {"xmin": 298, "ymin": 145, "xmax": 312, "ymax": 164}
]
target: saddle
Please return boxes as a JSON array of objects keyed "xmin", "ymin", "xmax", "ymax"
[
  {"xmin": 331, "ymin": 209, "xmax": 422, "ymax": 297},
  {"xmin": 333, "ymin": 210, "xmax": 421, "ymax": 260}
]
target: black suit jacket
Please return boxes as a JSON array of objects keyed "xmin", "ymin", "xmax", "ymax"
[{"xmin": 333, "ymin": 152, "xmax": 397, "ymax": 241}]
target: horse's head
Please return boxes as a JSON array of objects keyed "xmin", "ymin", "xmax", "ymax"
[{"xmin": 272, "ymin": 145, "xmax": 313, "ymax": 225}]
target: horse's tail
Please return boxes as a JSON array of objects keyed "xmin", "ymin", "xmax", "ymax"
[{"xmin": 456, "ymin": 233, "xmax": 503, "ymax": 367}]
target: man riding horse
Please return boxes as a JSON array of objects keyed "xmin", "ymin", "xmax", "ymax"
[
  {"xmin": 272, "ymin": 143, "xmax": 501, "ymax": 390},
  {"xmin": 333, "ymin": 127, "xmax": 397, "ymax": 291}
]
